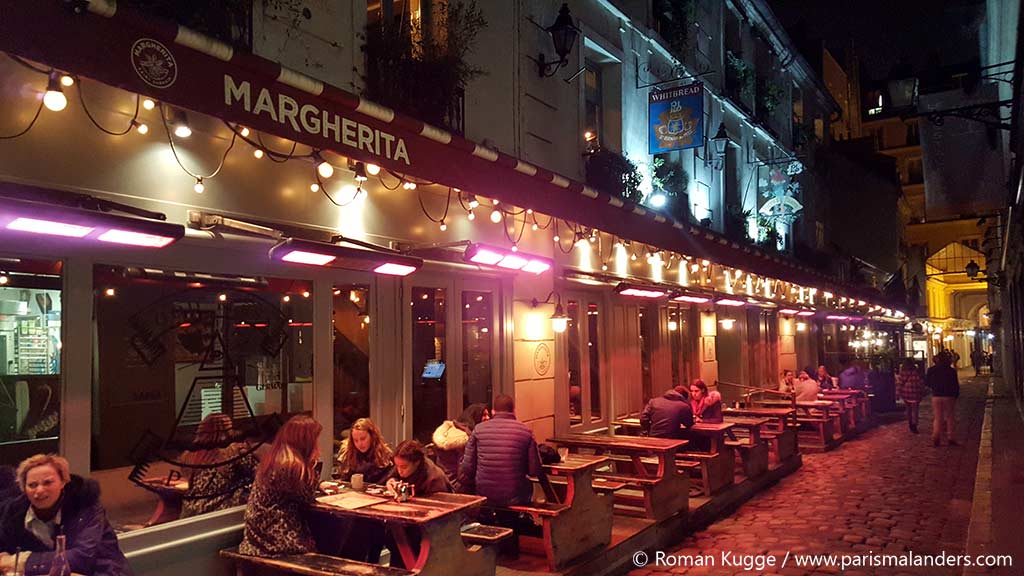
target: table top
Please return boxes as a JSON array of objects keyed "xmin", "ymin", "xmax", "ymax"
[
  {"xmin": 756, "ymin": 399, "xmax": 835, "ymax": 408},
  {"xmin": 820, "ymin": 389, "xmax": 862, "ymax": 396},
  {"xmin": 544, "ymin": 453, "xmax": 608, "ymax": 475},
  {"xmin": 550, "ymin": 434, "xmax": 688, "ymax": 453},
  {"xmin": 140, "ymin": 476, "xmax": 189, "ymax": 494},
  {"xmin": 724, "ymin": 416, "xmax": 771, "ymax": 427},
  {"xmin": 724, "ymin": 407, "xmax": 797, "ymax": 417},
  {"xmin": 313, "ymin": 485, "xmax": 485, "ymax": 525},
  {"xmin": 690, "ymin": 422, "xmax": 735, "ymax": 433}
]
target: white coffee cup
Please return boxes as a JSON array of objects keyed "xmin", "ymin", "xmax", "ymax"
[{"xmin": 351, "ymin": 473, "xmax": 365, "ymax": 491}]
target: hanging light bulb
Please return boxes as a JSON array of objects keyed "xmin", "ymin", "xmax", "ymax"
[
  {"xmin": 402, "ymin": 181, "xmax": 417, "ymax": 190},
  {"xmin": 253, "ymin": 149, "xmax": 264, "ymax": 159},
  {"xmin": 439, "ymin": 221, "xmax": 448, "ymax": 232},
  {"xmin": 193, "ymin": 177, "xmax": 205, "ymax": 194},
  {"xmin": 239, "ymin": 126, "xmax": 250, "ymax": 137},
  {"xmin": 142, "ymin": 98, "xmax": 156, "ymax": 110},
  {"xmin": 59, "ymin": 74, "xmax": 74, "ymax": 87},
  {"xmin": 43, "ymin": 73, "xmax": 67, "ymax": 112},
  {"xmin": 601, "ymin": 264, "xmax": 608, "ymax": 271},
  {"xmin": 511, "ymin": 244, "xmax": 519, "ymax": 252},
  {"xmin": 490, "ymin": 209, "xmax": 503, "ymax": 224},
  {"xmin": 353, "ymin": 162, "xmax": 368, "ymax": 182},
  {"xmin": 493, "ymin": 199, "xmax": 500, "ymax": 206},
  {"xmin": 310, "ymin": 183, "xmax": 320, "ymax": 193},
  {"xmin": 532, "ymin": 223, "xmax": 539, "ymax": 231},
  {"xmin": 553, "ymin": 234, "xmax": 560, "ymax": 242},
  {"xmin": 468, "ymin": 196, "xmax": 480, "ymax": 209},
  {"xmin": 366, "ymin": 163, "xmax": 381, "ymax": 176},
  {"xmin": 467, "ymin": 210, "xmax": 476, "ymax": 221},
  {"xmin": 171, "ymin": 108, "xmax": 192, "ymax": 138},
  {"xmin": 631, "ymin": 253, "xmax": 638, "ymax": 261},
  {"xmin": 647, "ymin": 191, "xmax": 667, "ymax": 208},
  {"xmin": 526, "ymin": 208, "xmax": 534, "ymax": 215},
  {"xmin": 132, "ymin": 120, "xmax": 148, "ymax": 135},
  {"xmin": 315, "ymin": 153, "xmax": 334, "ymax": 178}
]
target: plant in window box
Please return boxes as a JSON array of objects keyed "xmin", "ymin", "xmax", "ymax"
[
  {"xmin": 724, "ymin": 204, "xmax": 754, "ymax": 243},
  {"xmin": 758, "ymin": 79, "xmax": 785, "ymax": 116},
  {"xmin": 362, "ymin": 0, "xmax": 487, "ymax": 132},
  {"xmin": 726, "ymin": 51, "xmax": 754, "ymax": 100},
  {"xmin": 585, "ymin": 149, "xmax": 644, "ymax": 204},
  {"xmin": 648, "ymin": 157, "xmax": 691, "ymax": 222},
  {"xmin": 756, "ymin": 214, "xmax": 783, "ymax": 252}
]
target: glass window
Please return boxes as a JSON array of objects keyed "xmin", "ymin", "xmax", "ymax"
[
  {"xmin": 333, "ymin": 286, "xmax": 370, "ymax": 440},
  {"xmin": 585, "ymin": 62, "xmax": 604, "ymax": 146},
  {"xmin": 639, "ymin": 305, "xmax": 653, "ymax": 402},
  {"xmin": 461, "ymin": 291, "xmax": 492, "ymax": 408},
  {"xmin": 566, "ymin": 300, "xmax": 583, "ymax": 425},
  {"xmin": 0, "ymin": 259, "xmax": 62, "ymax": 462},
  {"xmin": 411, "ymin": 287, "xmax": 446, "ymax": 443},
  {"xmin": 587, "ymin": 302, "xmax": 602, "ymax": 421},
  {"xmin": 92, "ymin": 265, "xmax": 313, "ymax": 530},
  {"xmin": 668, "ymin": 303, "xmax": 694, "ymax": 389}
]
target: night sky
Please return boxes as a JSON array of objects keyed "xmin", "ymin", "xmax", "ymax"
[{"xmin": 767, "ymin": 0, "xmax": 986, "ymax": 80}]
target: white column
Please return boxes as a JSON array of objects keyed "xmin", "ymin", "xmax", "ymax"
[
  {"xmin": 60, "ymin": 257, "xmax": 92, "ymax": 474},
  {"xmin": 313, "ymin": 277, "xmax": 333, "ymax": 479}
]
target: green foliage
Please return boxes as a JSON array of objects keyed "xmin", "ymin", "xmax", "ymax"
[
  {"xmin": 363, "ymin": 1, "xmax": 487, "ymax": 130},
  {"xmin": 725, "ymin": 204, "xmax": 754, "ymax": 243},
  {"xmin": 726, "ymin": 51, "xmax": 754, "ymax": 99},
  {"xmin": 586, "ymin": 150, "xmax": 643, "ymax": 203},
  {"xmin": 756, "ymin": 214, "xmax": 782, "ymax": 252},
  {"xmin": 758, "ymin": 79, "xmax": 785, "ymax": 115},
  {"xmin": 648, "ymin": 157, "xmax": 691, "ymax": 221},
  {"xmin": 654, "ymin": 0, "xmax": 695, "ymax": 57}
]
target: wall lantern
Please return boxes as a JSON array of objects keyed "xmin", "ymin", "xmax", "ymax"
[
  {"xmin": 531, "ymin": 291, "xmax": 569, "ymax": 333},
  {"xmin": 965, "ymin": 259, "xmax": 981, "ymax": 279},
  {"xmin": 536, "ymin": 3, "xmax": 580, "ymax": 77},
  {"xmin": 709, "ymin": 122, "xmax": 731, "ymax": 170}
]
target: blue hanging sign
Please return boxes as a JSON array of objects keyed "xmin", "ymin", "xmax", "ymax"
[{"xmin": 649, "ymin": 83, "xmax": 704, "ymax": 154}]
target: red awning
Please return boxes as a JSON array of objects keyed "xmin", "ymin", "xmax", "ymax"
[{"xmin": 0, "ymin": 1, "xmax": 891, "ymax": 305}]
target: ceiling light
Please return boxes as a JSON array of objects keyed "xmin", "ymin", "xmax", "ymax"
[
  {"xmin": 366, "ymin": 163, "xmax": 381, "ymax": 176},
  {"xmin": 171, "ymin": 109, "xmax": 192, "ymax": 138},
  {"xmin": 269, "ymin": 237, "xmax": 422, "ymax": 275}
]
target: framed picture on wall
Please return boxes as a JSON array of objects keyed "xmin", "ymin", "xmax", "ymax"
[
  {"xmin": 702, "ymin": 337, "xmax": 716, "ymax": 362},
  {"xmin": 781, "ymin": 335, "xmax": 796, "ymax": 354}
]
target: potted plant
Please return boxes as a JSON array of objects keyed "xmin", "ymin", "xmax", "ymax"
[
  {"xmin": 586, "ymin": 149, "xmax": 644, "ymax": 203},
  {"xmin": 758, "ymin": 79, "xmax": 785, "ymax": 116},
  {"xmin": 726, "ymin": 51, "xmax": 754, "ymax": 100}
]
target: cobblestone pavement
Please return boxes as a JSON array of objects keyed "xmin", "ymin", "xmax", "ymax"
[{"xmin": 629, "ymin": 376, "xmax": 989, "ymax": 576}]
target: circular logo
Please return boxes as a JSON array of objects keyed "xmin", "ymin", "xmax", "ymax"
[
  {"xmin": 534, "ymin": 343, "xmax": 551, "ymax": 377},
  {"xmin": 131, "ymin": 38, "xmax": 177, "ymax": 89}
]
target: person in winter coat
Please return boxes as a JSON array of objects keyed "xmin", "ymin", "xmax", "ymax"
[
  {"xmin": 794, "ymin": 371, "xmax": 821, "ymax": 402},
  {"xmin": 386, "ymin": 440, "xmax": 452, "ymax": 497},
  {"xmin": 689, "ymin": 380, "xmax": 723, "ymax": 423},
  {"xmin": 431, "ymin": 403, "xmax": 489, "ymax": 482},
  {"xmin": 641, "ymin": 386, "xmax": 694, "ymax": 438},
  {"xmin": 337, "ymin": 417, "xmax": 393, "ymax": 486},
  {"xmin": 180, "ymin": 413, "xmax": 259, "ymax": 518},
  {"xmin": 896, "ymin": 359, "xmax": 926, "ymax": 434},
  {"xmin": 838, "ymin": 359, "xmax": 866, "ymax": 390},
  {"xmin": 816, "ymin": 365, "xmax": 835, "ymax": 390},
  {"xmin": 926, "ymin": 352, "xmax": 960, "ymax": 446},
  {"xmin": 0, "ymin": 454, "xmax": 133, "ymax": 575},
  {"xmin": 457, "ymin": 394, "xmax": 544, "ymax": 507}
]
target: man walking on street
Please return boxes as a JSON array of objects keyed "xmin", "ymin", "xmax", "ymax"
[{"xmin": 925, "ymin": 352, "xmax": 960, "ymax": 447}]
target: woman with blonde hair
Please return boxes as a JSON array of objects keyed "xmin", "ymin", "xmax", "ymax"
[
  {"xmin": 337, "ymin": 417, "xmax": 393, "ymax": 485},
  {"xmin": 180, "ymin": 413, "xmax": 259, "ymax": 518},
  {"xmin": 239, "ymin": 415, "xmax": 323, "ymax": 557}
]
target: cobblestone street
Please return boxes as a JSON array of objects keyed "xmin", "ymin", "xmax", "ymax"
[{"xmin": 629, "ymin": 374, "xmax": 990, "ymax": 576}]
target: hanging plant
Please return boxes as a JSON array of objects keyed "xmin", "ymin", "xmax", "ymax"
[
  {"xmin": 586, "ymin": 149, "xmax": 643, "ymax": 204},
  {"xmin": 726, "ymin": 51, "xmax": 754, "ymax": 100},
  {"xmin": 363, "ymin": 1, "xmax": 487, "ymax": 131},
  {"xmin": 758, "ymin": 79, "xmax": 785, "ymax": 115}
]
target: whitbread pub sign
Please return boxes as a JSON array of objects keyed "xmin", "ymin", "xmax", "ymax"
[{"xmin": 649, "ymin": 83, "xmax": 704, "ymax": 154}]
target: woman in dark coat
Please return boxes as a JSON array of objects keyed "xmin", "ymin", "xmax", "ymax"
[
  {"xmin": 336, "ymin": 417, "xmax": 393, "ymax": 485},
  {"xmin": 0, "ymin": 454, "xmax": 133, "ymax": 575}
]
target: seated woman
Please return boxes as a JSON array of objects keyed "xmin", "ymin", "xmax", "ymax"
[
  {"xmin": 383, "ymin": 441, "xmax": 452, "ymax": 569},
  {"xmin": 795, "ymin": 370, "xmax": 821, "ymax": 402},
  {"xmin": 239, "ymin": 415, "xmax": 323, "ymax": 558},
  {"xmin": 689, "ymin": 379, "xmax": 723, "ymax": 423},
  {"xmin": 0, "ymin": 454, "xmax": 133, "ymax": 575},
  {"xmin": 816, "ymin": 365, "xmax": 835, "ymax": 390},
  {"xmin": 337, "ymin": 418, "xmax": 393, "ymax": 485},
  {"xmin": 431, "ymin": 403, "xmax": 489, "ymax": 482},
  {"xmin": 778, "ymin": 369, "xmax": 797, "ymax": 394},
  {"xmin": 180, "ymin": 412, "xmax": 259, "ymax": 518}
]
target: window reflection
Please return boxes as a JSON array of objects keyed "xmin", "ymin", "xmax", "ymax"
[
  {"xmin": 461, "ymin": 291, "xmax": 492, "ymax": 408},
  {"xmin": 411, "ymin": 287, "xmax": 446, "ymax": 443},
  {"xmin": 566, "ymin": 301, "xmax": 582, "ymax": 425},
  {"xmin": 587, "ymin": 302, "xmax": 601, "ymax": 421},
  {"xmin": 333, "ymin": 286, "xmax": 370, "ymax": 440}
]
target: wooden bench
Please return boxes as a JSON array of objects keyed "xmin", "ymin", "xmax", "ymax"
[
  {"xmin": 220, "ymin": 546, "xmax": 413, "ymax": 576},
  {"xmin": 760, "ymin": 427, "xmax": 799, "ymax": 463},
  {"xmin": 724, "ymin": 440, "xmax": 769, "ymax": 479},
  {"xmin": 677, "ymin": 450, "xmax": 734, "ymax": 496},
  {"xmin": 460, "ymin": 524, "xmax": 514, "ymax": 547},
  {"xmin": 795, "ymin": 416, "xmax": 837, "ymax": 451}
]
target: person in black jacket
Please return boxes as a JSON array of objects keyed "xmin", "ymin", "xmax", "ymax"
[
  {"xmin": 925, "ymin": 352, "xmax": 960, "ymax": 447},
  {"xmin": 640, "ymin": 386, "xmax": 694, "ymax": 439},
  {"xmin": 0, "ymin": 454, "xmax": 133, "ymax": 575}
]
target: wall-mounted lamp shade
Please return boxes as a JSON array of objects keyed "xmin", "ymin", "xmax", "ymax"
[
  {"xmin": 615, "ymin": 283, "xmax": 668, "ymax": 298},
  {"xmin": 0, "ymin": 196, "xmax": 184, "ymax": 248},
  {"xmin": 270, "ymin": 237, "xmax": 422, "ymax": 276},
  {"xmin": 548, "ymin": 3, "xmax": 580, "ymax": 62},
  {"xmin": 711, "ymin": 122, "xmax": 730, "ymax": 157},
  {"xmin": 464, "ymin": 243, "xmax": 552, "ymax": 275},
  {"xmin": 714, "ymin": 298, "xmax": 746, "ymax": 307},
  {"xmin": 550, "ymin": 303, "xmax": 569, "ymax": 333}
]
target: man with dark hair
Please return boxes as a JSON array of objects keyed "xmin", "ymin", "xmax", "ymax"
[
  {"xmin": 640, "ymin": 385, "xmax": 694, "ymax": 439},
  {"xmin": 926, "ymin": 352, "xmax": 960, "ymax": 446}
]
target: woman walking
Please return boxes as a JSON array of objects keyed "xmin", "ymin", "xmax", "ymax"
[{"xmin": 895, "ymin": 360, "xmax": 925, "ymax": 434}]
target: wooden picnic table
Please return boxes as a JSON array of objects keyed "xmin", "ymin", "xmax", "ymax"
[
  {"xmin": 550, "ymin": 433, "xmax": 688, "ymax": 478},
  {"xmin": 723, "ymin": 416, "xmax": 770, "ymax": 445},
  {"xmin": 689, "ymin": 422, "xmax": 735, "ymax": 454},
  {"xmin": 723, "ymin": 407, "xmax": 796, "ymax": 432},
  {"xmin": 311, "ymin": 488, "xmax": 495, "ymax": 576},
  {"xmin": 755, "ymin": 399, "xmax": 837, "ymax": 419}
]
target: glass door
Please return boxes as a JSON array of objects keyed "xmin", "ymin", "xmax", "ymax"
[{"xmin": 561, "ymin": 290, "xmax": 607, "ymax": 430}]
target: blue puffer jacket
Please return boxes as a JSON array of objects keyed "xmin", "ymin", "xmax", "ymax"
[{"xmin": 457, "ymin": 412, "xmax": 544, "ymax": 507}]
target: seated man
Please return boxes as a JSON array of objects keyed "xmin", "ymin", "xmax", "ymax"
[
  {"xmin": 458, "ymin": 395, "xmax": 546, "ymax": 557},
  {"xmin": 640, "ymin": 386, "xmax": 694, "ymax": 438},
  {"xmin": 794, "ymin": 370, "xmax": 820, "ymax": 402}
]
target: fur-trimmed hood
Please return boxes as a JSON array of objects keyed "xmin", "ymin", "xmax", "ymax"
[{"xmin": 432, "ymin": 420, "xmax": 470, "ymax": 451}]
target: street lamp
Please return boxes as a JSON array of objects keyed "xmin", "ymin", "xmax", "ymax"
[
  {"xmin": 710, "ymin": 122, "xmax": 731, "ymax": 170},
  {"xmin": 965, "ymin": 259, "xmax": 981, "ymax": 279},
  {"xmin": 536, "ymin": 4, "xmax": 580, "ymax": 78},
  {"xmin": 532, "ymin": 292, "xmax": 569, "ymax": 333}
]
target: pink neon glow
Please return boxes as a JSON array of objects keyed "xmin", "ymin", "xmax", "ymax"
[
  {"xmin": 674, "ymin": 295, "xmax": 710, "ymax": 303},
  {"xmin": 497, "ymin": 254, "xmax": 529, "ymax": 269},
  {"xmin": 7, "ymin": 217, "xmax": 93, "ymax": 237},
  {"xmin": 825, "ymin": 315, "xmax": 849, "ymax": 320},
  {"xmin": 280, "ymin": 250, "xmax": 337, "ymax": 266},
  {"xmin": 779, "ymin": 309, "xmax": 799, "ymax": 315},
  {"xmin": 619, "ymin": 288, "xmax": 667, "ymax": 298},
  {"xmin": 521, "ymin": 260, "xmax": 551, "ymax": 274},
  {"xmin": 97, "ymin": 229, "xmax": 177, "ymax": 248},
  {"xmin": 374, "ymin": 263, "xmax": 418, "ymax": 276},
  {"xmin": 469, "ymin": 249, "xmax": 504, "ymax": 265},
  {"xmin": 715, "ymin": 298, "xmax": 746, "ymax": 307},
  {"xmin": 796, "ymin": 311, "xmax": 816, "ymax": 317}
]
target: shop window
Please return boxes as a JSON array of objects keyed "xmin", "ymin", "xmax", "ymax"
[
  {"xmin": 333, "ymin": 286, "xmax": 371, "ymax": 440},
  {"xmin": 411, "ymin": 287, "xmax": 446, "ymax": 443},
  {"xmin": 587, "ymin": 302, "xmax": 602, "ymax": 421},
  {"xmin": 566, "ymin": 300, "xmax": 583, "ymax": 425},
  {"xmin": 639, "ymin": 306, "xmax": 653, "ymax": 403},
  {"xmin": 461, "ymin": 291, "xmax": 493, "ymax": 408},
  {"xmin": 668, "ymin": 303, "xmax": 695, "ymax": 389},
  {"xmin": 91, "ymin": 265, "xmax": 313, "ymax": 530},
  {"xmin": 584, "ymin": 61, "xmax": 605, "ymax": 148},
  {"xmin": 0, "ymin": 259, "xmax": 62, "ymax": 463}
]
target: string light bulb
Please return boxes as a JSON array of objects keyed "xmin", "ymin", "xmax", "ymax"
[
  {"xmin": 492, "ymin": 199, "xmax": 500, "ymax": 206},
  {"xmin": 468, "ymin": 196, "xmax": 480, "ymax": 209},
  {"xmin": 0, "ymin": 275, "xmax": 8, "ymax": 285},
  {"xmin": 171, "ymin": 108, "xmax": 192, "ymax": 138},
  {"xmin": 59, "ymin": 74, "xmax": 74, "ymax": 87},
  {"xmin": 532, "ymin": 223, "xmax": 539, "ymax": 231},
  {"xmin": 353, "ymin": 162, "xmax": 368, "ymax": 182},
  {"xmin": 490, "ymin": 209, "xmax": 502, "ymax": 224},
  {"xmin": 467, "ymin": 211, "xmax": 476, "ymax": 221},
  {"xmin": 366, "ymin": 163, "xmax": 381, "ymax": 176},
  {"xmin": 133, "ymin": 120, "xmax": 148, "ymax": 135},
  {"xmin": 43, "ymin": 73, "xmax": 67, "ymax": 112},
  {"xmin": 439, "ymin": 221, "xmax": 448, "ymax": 232},
  {"xmin": 601, "ymin": 264, "xmax": 608, "ymax": 271},
  {"xmin": 310, "ymin": 183, "xmax": 320, "ymax": 193},
  {"xmin": 193, "ymin": 177, "xmax": 205, "ymax": 194},
  {"xmin": 631, "ymin": 253, "xmax": 638, "ymax": 261},
  {"xmin": 239, "ymin": 126, "xmax": 250, "ymax": 137},
  {"xmin": 402, "ymin": 181, "xmax": 417, "ymax": 190},
  {"xmin": 253, "ymin": 149, "xmax": 264, "ymax": 159},
  {"xmin": 553, "ymin": 234, "xmax": 560, "ymax": 242},
  {"xmin": 315, "ymin": 153, "xmax": 334, "ymax": 178},
  {"xmin": 142, "ymin": 98, "xmax": 156, "ymax": 110}
]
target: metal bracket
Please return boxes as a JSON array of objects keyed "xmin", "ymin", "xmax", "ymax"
[
  {"xmin": 905, "ymin": 99, "xmax": 1013, "ymax": 132},
  {"xmin": 635, "ymin": 56, "xmax": 717, "ymax": 90}
]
